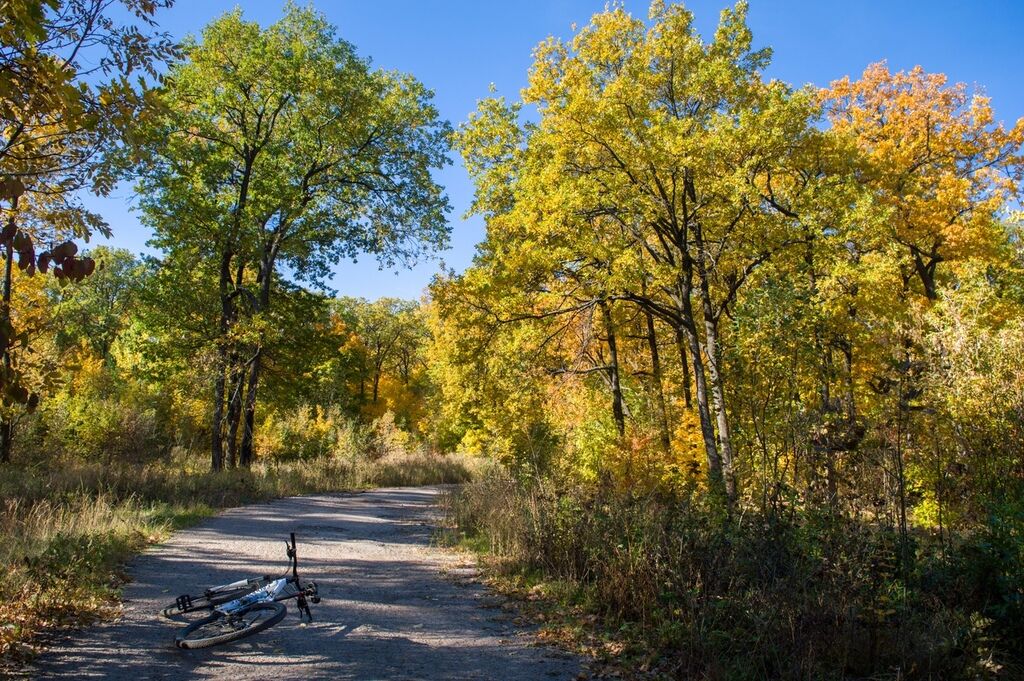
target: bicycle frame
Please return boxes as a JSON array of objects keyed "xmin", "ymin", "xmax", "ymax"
[
  {"xmin": 167, "ymin": 533, "xmax": 319, "ymax": 622},
  {"xmin": 209, "ymin": 533, "xmax": 319, "ymax": 620},
  {"xmin": 216, "ymin": 578, "xmax": 288, "ymax": 615}
]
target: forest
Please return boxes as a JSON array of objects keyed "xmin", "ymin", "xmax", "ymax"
[{"xmin": 2, "ymin": 1, "xmax": 1023, "ymax": 679}]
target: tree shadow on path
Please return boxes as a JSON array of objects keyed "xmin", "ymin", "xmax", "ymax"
[{"xmin": 31, "ymin": 487, "xmax": 581, "ymax": 681}]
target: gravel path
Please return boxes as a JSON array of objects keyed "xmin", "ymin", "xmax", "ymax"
[{"xmin": 31, "ymin": 487, "xmax": 582, "ymax": 680}]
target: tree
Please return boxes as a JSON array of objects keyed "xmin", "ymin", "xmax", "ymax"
[
  {"xmin": 0, "ymin": 0, "xmax": 174, "ymax": 462},
  {"xmin": 453, "ymin": 1, "xmax": 824, "ymax": 501},
  {"xmin": 49, "ymin": 247, "xmax": 143, "ymax": 359},
  {"xmin": 825, "ymin": 62, "xmax": 1024, "ymax": 302},
  {"xmin": 137, "ymin": 5, "xmax": 451, "ymax": 470},
  {"xmin": 350, "ymin": 298, "xmax": 419, "ymax": 405}
]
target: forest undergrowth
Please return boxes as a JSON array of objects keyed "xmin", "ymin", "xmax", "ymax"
[{"xmin": 444, "ymin": 473, "xmax": 1023, "ymax": 681}]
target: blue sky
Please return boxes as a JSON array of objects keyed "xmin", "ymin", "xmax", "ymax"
[{"xmin": 86, "ymin": 0, "xmax": 1024, "ymax": 301}]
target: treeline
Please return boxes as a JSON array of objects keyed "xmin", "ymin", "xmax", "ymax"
[
  {"xmin": 436, "ymin": 2, "xmax": 1024, "ymax": 522},
  {"xmin": 3, "ymin": 245, "xmax": 430, "ymax": 466},
  {"xmin": 434, "ymin": 2, "xmax": 1024, "ymax": 678},
  {"xmin": 136, "ymin": 6, "xmax": 450, "ymax": 471}
]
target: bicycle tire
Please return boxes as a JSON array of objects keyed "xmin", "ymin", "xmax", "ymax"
[
  {"xmin": 160, "ymin": 586, "xmax": 256, "ymax": 619},
  {"xmin": 174, "ymin": 601, "xmax": 287, "ymax": 649}
]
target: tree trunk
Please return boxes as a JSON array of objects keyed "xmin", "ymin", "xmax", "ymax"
[
  {"xmin": 599, "ymin": 299, "xmax": 625, "ymax": 437},
  {"xmin": 239, "ymin": 349, "xmax": 261, "ymax": 467},
  {"xmin": 674, "ymin": 326, "xmax": 693, "ymax": 409},
  {"xmin": 839, "ymin": 340, "xmax": 856, "ymax": 420},
  {"xmin": 211, "ymin": 250, "xmax": 234, "ymax": 472},
  {"xmin": 894, "ymin": 372, "xmax": 912, "ymax": 578},
  {"xmin": 696, "ymin": 272, "xmax": 737, "ymax": 501},
  {"xmin": 691, "ymin": 216, "xmax": 736, "ymax": 501},
  {"xmin": 401, "ymin": 356, "xmax": 410, "ymax": 385},
  {"xmin": 805, "ymin": 233, "xmax": 842, "ymax": 508},
  {"xmin": 645, "ymin": 307, "xmax": 671, "ymax": 452},
  {"xmin": 0, "ymin": 230, "xmax": 13, "ymax": 464},
  {"xmin": 224, "ymin": 260, "xmax": 249, "ymax": 468},
  {"xmin": 212, "ymin": 364, "xmax": 226, "ymax": 472},
  {"xmin": 674, "ymin": 277, "xmax": 723, "ymax": 492},
  {"xmin": 239, "ymin": 251, "xmax": 275, "ymax": 468},
  {"xmin": 225, "ymin": 366, "xmax": 243, "ymax": 468},
  {"xmin": 912, "ymin": 247, "xmax": 940, "ymax": 301},
  {"xmin": 212, "ymin": 149, "xmax": 255, "ymax": 472},
  {"xmin": 0, "ymin": 419, "xmax": 11, "ymax": 465}
]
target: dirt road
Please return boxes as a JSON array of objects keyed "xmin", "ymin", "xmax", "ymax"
[{"xmin": 31, "ymin": 487, "xmax": 582, "ymax": 680}]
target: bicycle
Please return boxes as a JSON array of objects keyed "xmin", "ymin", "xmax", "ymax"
[{"xmin": 164, "ymin": 533, "xmax": 321, "ymax": 649}]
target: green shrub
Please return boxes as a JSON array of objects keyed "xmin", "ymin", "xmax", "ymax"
[
  {"xmin": 367, "ymin": 410, "xmax": 412, "ymax": 459},
  {"xmin": 31, "ymin": 357, "xmax": 170, "ymax": 464},
  {"xmin": 257, "ymin": 404, "xmax": 365, "ymax": 461}
]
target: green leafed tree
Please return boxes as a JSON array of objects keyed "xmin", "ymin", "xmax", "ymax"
[
  {"xmin": 136, "ymin": 3, "xmax": 451, "ymax": 470},
  {"xmin": 48, "ymin": 247, "xmax": 144, "ymax": 360}
]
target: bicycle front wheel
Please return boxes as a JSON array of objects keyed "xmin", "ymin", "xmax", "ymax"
[{"xmin": 174, "ymin": 601, "xmax": 287, "ymax": 649}]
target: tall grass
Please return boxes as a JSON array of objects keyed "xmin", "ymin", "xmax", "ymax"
[
  {"xmin": 0, "ymin": 450, "xmax": 478, "ymax": 664},
  {"xmin": 445, "ymin": 472, "xmax": 1022, "ymax": 680},
  {"xmin": 0, "ymin": 492, "xmax": 161, "ymax": 663}
]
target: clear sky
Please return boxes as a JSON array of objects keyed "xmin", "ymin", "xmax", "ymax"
[{"xmin": 84, "ymin": 0, "xmax": 1024, "ymax": 301}]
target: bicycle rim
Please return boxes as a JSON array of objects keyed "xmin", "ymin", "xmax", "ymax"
[{"xmin": 174, "ymin": 601, "xmax": 287, "ymax": 649}]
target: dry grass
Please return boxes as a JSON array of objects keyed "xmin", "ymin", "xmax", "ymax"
[
  {"xmin": 367, "ymin": 451, "xmax": 483, "ymax": 487},
  {"xmin": 0, "ymin": 494, "xmax": 160, "ymax": 663}
]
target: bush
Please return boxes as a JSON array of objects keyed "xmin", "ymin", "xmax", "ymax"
[
  {"xmin": 257, "ymin": 405, "xmax": 364, "ymax": 461},
  {"xmin": 18, "ymin": 352, "xmax": 173, "ymax": 465},
  {"xmin": 258, "ymin": 405, "xmax": 436, "ymax": 465},
  {"xmin": 447, "ymin": 472, "xmax": 1024, "ymax": 680},
  {"xmin": 367, "ymin": 410, "xmax": 412, "ymax": 459},
  {"xmin": 46, "ymin": 397, "xmax": 163, "ymax": 463}
]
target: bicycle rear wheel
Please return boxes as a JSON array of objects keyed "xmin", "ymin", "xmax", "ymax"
[
  {"xmin": 174, "ymin": 601, "xmax": 287, "ymax": 649},
  {"xmin": 161, "ymin": 586, "xmax": 257, "ymax": 619}
]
